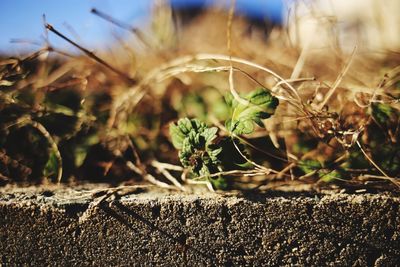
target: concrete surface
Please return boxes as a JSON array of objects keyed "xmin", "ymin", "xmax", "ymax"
[{"xmin": 0, "ymin": 185, "xmax": 399, "ymax": 266}]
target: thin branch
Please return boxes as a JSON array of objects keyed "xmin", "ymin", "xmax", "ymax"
[
  {"xmin": 356, "ymin": 140, "xmax": 400, "ymax": 188},
  {"xmin": 191, "ymin": 169, "xmax": 273, "ymax": 182},
  {"xmin": 45, "ymin": 23, "xmax": 136, "ymax": 84},
  {"xmin": 125, "ymin": 161, "xmax": 175, "ymax": 190},
  {"xmin": 31, "ymin": 120, "xmax": 63, "ymax": 183},
  {"xmin": 151, "ymin": 160, "xmax": 185, "ymax": 191},
  {"xmin": 91, "ymin": 8, "xmax": 150, "ymax": 47},
  {"xmin": 318, "ymin": 46, "xmax": 357, "ymax": 109},
  {"xmin": 151, "ymin": 160, "xmax": 184, "ymax": 171}
]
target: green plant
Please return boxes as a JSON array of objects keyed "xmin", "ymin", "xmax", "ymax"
[
  {"xmin": 170, "ymin": 117, "xmax": 222, "ymax": 176},
  {"xmin": 169, "ymin": 88, "xmax": 279, "ymax": 189},
  {"xmin": 226, "ymin": 88, "xmax": 279, "ymax": 135},
  {"xmin": 1, "ymin": 6, "xmax": 399, "ymax": 192},
  {"xmin": 0, "ymin": 55, "xmax": 133, "ymax": 184},
  {"xmin": 365, "ymin": 103, "xmax": 400, "ymax": 176},
  {"xmin": 298, "ymin": 159, "xmax": 345, "ymax": 183}
]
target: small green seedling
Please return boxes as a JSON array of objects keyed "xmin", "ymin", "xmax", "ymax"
[
  {"xmin": 226, "ymin": 88, "xmax": 279, "ymax": 135},
  {"xmin": 169, "ymin": 88, "xmax": 279, "ymax": 190},
  {"xmin": 170, "ymin": 118, "xmax": 222, "ymax": 177}
]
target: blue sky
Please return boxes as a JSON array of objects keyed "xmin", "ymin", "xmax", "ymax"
[{"xmin": 0, "ymin": 0, "xmax": 283, "ymax": 54}]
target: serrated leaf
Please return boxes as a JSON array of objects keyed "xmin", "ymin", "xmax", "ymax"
[
  {"xmin": 169, "ymin": 122, "xmax": 186, "ymax": 149},
  {"xmin": 191, "ymin": 118, "xmax": 207, "ymax": 133},
  {"xmin": 178, "ymin": 118, "xmax": 192, "ymax": 134},
  {"xmin": 228, "ymin": 88, "xmax": 279, "ymax": 135},
  {"xmin": 169, "ymin": 118, "xmax": 223, "ymax": 177},
  {"xmin": 201, "ymin": 127, "xmax": 218, "ymax": 144},
  {"xmin": 231, "ymin": 119, "xmax": 254, "ymax": 135},
  {"xmin": 181, "ymin": 137, "xmax": 194, "ymax": 155},
  {"xmin": 208, "ymin": 146, "xmax": 222, "ymax": 162},
  {"xmin": 188, "ymin": 131, "xmax": 203, "ymax": 148},
  {"xmin": 169, "ymin": 118, "xmax": 209, "ymax": 149}
]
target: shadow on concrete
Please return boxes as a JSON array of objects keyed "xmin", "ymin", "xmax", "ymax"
[{"xmin": 99, "ymin": 201, "xmax": 218, "ymax": 265}]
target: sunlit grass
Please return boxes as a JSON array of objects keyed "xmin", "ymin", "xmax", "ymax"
[{"xmin": 0, "ymin": 2, "xmax": 399, "ymax": 191}]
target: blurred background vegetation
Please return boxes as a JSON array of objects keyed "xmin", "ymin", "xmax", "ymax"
[{"xmin": 0, "ymin": 0, "xmax": 399, "ymax": 191}]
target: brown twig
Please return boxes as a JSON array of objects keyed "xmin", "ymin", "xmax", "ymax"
[
  {"xmin": 91, "ymin": 8, "xmax": 149, "ymax": 47},
  {"xmin": 45, "ymin": 22, "xmax": 136, "ymax": 84}
]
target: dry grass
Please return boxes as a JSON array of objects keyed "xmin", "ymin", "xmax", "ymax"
[{"xmin": 0, "ymin": 2, "xmax": 399, "ymax": 192}]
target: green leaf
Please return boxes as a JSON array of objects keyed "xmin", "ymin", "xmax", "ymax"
[
  {"xmin": 199, "ymin": 164, "xmax": 211, "ymax": 177},
  {"xmin": 201, "ymin": 127, "xmax": 218, "ymax": 144},
  {"xmin": 371, "ymin": 103, "xmax": 395, "ymax": 125},
  {"xmin": 169, "ymin": 117, "xmax": 252, "ymax": 189},
  {"xmin": 169, "ymin": 118, "xmax": 209, "ymax": 149},
  {"xmin": 73, "ymin": 133, "xmax": 99, "ymax": 167},
  {"xmin": 228, "ymin": 88, "xmax": 279, "ymax": 135},
  {"xmin": 43, "ymin": 150, "xmax": 60, "ymax": 180},
  {"xmin": 180, "ymin": 93, "xmax": 207, "ymax": 120},
  {"xmin": 210, "ymin": 176, "xmax": 229, "ymax": 190},
  {"xmin": 169, "ymin": 120, "xmax": 188, "ymax": 149},
  {"xmin": 232, "ymin": 119, "xmax": 254, "ymax": 135},
  {"xmin": 207, "ymin": 146, "xmax": 222, "ymax": 162},
  {"xmin": 169, "ymin": 118, "xmax": 222, "ymax": 177},
  {"xmin": 298, "ymin": 159, "xmax": 322, "ymax": 175},
  {"xmin": 318, "ymin": 170, "xmax": 343, "ymax": 183},
  {"xmin": 299, "ymin": 159, "xmax": 345, "ymax": 183}
]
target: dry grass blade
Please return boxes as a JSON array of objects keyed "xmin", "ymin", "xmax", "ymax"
[
  {"xmin": 356, "ymin": 141, "xmax": 400, "ymax": 189},
  {"xmin": 318, "ymin": 46, "xmax": 357, "ymax": 109},
  {"xmin": 45, "ymin": 23, "xmax": 136, "ymax": 84},
  {"xmin": 30, "ymin": 121, "xmax": 63, "ymax": 183},
  {"xmin": 2, "ymin": 3, "xmax": 399, "ymax": 192},
  {"xmin": 91, "ymin": 8, "xmax": 150, "ymax": 47},
  {"xmin": 151, "ymin": 160, "xmax": 186, "ymax": 191}
]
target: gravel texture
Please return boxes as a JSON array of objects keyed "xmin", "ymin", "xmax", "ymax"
[{"xmin": 0, "ymin": 185, "xmax": 399, "ymax": 266}]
